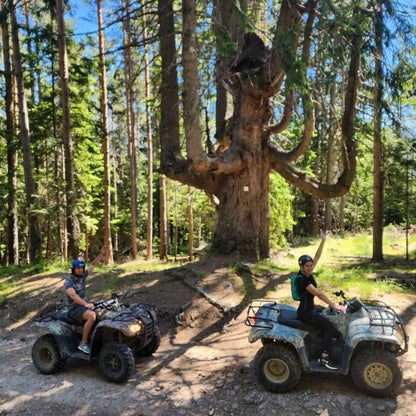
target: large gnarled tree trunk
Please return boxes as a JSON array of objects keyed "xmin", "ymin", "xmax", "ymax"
[{"xmin": 158, "ymin": 0, "xmax": 362, "ymax": 259}]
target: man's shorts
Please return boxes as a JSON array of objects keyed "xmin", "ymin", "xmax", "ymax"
[{"xmin": 68, "ymin": 304, "xmax": 88, "ymax": 324}]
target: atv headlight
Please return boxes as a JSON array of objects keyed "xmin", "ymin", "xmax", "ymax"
[
  {"xmin": 396, "ymin": 327, "xmax": 404, "ymax": 343},
  {"xmin": 126, "ymin": 322, "xmax": 144, "ymax": 336}
]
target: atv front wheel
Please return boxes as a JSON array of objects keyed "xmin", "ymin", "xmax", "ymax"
[
  {"xmin": 351, "ymin": 347, "xmax": 402, "ymax": 397},
  {"xmin": 137, "ymin": 327, "xmax": 161, "ymax": 356},
  {"xmin": 99, "ymin": 342, "xmax": 135, "ymax": 383},
  {"xmin": 254, "ymin": 344, "xmax": 301, "ymax": 393},
  {"xmin": 32, "ymin": 334, "xmax": 66, "ymax": 374}
]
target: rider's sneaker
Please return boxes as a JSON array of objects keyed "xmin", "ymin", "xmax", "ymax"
[
  {"xmin": 78, "ymin": 343, "xmax": 91, "ymax": 354},
  {"xmin": 319, "ymin": 356, "xmax": 339, "ymax": 370}
]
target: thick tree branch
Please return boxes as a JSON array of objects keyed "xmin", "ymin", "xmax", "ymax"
[
  {"xmin": 159, "ymin": 0, "xmax": 181, "ymax": 164},
  {"xmin": 268, "ymin": 0, "xmax": 302, "ymax": 91},
  {"xmin": 270, "ymin": 28, "xmax": 361, "ymax": 198},
  {"xmin": 267, "ymin": 0, "xmax": 317, "ymax": 163},
  {"xmin": 268, "ymin": 90, "xmax": 294, "ymax": 135},
  {"xmin": 181, "ymin": 0, "xmax": 243, "ymax": 176}
]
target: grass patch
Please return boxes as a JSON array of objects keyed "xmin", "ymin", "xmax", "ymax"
[
  {"xmin": 277, "ymin": 231, "xmax": 415, "ymax": 300},
  {"xmin": 0, "ymin": 279, "xmax": 16, "ymax": 306}
]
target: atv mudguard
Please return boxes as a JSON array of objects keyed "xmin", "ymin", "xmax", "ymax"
[
  {"xmin": 34, "ymin": 321, "xmax": 79, "ymax": 359},
  {"xmin": 92, "ymin": 319, "xmax": 133, "ymax": 339},
  {"xmin": 249, "ymin": 323, "xmax": 310, "ymax": 369}
]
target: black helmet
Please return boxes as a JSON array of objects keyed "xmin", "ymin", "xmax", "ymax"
[
  {"xmin": 298, "ymin": 255, "xmax": 313, "ymax": 267},
  {"xmin": 71, "ymin": 259, "xmax": 85, "ymax": 274}
]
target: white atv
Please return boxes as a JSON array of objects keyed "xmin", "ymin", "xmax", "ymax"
[{"xmin": 246, "ymin": 291, "xmax": 408, "ymax": 397}]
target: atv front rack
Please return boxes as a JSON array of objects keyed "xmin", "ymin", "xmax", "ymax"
[
  {"xmin": 362, "ymin": 300, "xmax": 401, "ymax": 333},
  {"xmin": 361, "ymin": 300, "xmax": 408, "ymax": 351},
  {"xmin": 245, "ymin": 300, "xmax": 280, "ymax": 329}
]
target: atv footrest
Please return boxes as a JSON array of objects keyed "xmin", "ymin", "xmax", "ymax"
[
  {"xmin": 67, "ymin": 350, "xmax": 91, "ymax": 360},
  {"xmin": 309, "ymin": 359, "xmax": 340, "ymax": 373}
]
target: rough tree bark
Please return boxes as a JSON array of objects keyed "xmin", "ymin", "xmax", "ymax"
[{"xmin": 158, "ymin": 0, "xmax": 362, "ymax": 259}]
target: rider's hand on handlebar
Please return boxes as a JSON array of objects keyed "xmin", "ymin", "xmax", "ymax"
[
  {"xmin": 334, "ymin": 304, "xmax": 347, "ymax": 313},
  {"xmin": 85, "ymin": 303, "xmax": 95, "ymax": 309}
]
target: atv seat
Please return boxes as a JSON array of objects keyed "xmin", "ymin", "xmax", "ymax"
[
  {"xmin": 278, "ymin": 309, "xmax": 316, "ymax": 332},
  {"xmin": 56, "ymin": 311, "xmax": 82, "ymax": 326}
]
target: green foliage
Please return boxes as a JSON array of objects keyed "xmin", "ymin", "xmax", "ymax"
[
  {"xmin": 167, "ymin": 180, "xmax": 216, "ymax": 251},
  {"xmin": 269, "ymin": 172, "xmax": 294, "ymax": 249}
]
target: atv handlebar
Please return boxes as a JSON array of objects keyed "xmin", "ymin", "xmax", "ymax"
[{"xmin": 92, "ymin": 297, "xmax": 119, "ymax": 311}]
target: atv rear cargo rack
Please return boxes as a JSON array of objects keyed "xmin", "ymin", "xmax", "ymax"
[{"xmin": 245, "ymin": 300, "xmax": 280, "ymax": 329}]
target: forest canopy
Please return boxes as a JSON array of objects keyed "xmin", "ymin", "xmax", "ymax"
[{"xmin": 0, "ymin": 0, "xmax": 415, "ymax": 265}]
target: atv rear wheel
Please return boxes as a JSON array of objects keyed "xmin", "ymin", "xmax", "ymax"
[
  {"xmin": 99, "ymin": 342, "xmax": 135, "ymax": 383},
  {"xmin": 351, "ymin": 347, "xmax": 402, "ymax": 397},
  {"xmin": 137, "ymin": 327, "xmax": 161, "ymax": 356},
  {"xmin": 254, "ymin": 344, "xmax": 301, "ymax": 393},
  {"xmin": 32, "ymin": 334, "xmax": 66, "ymax": 374}
]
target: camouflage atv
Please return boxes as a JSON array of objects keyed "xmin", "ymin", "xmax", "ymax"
[
  {"xmin": 245, "ymin": 291, "xmax": 408, "ymax": 397},
  {"xmin": 32, "ymin": 294, "xmax": 160, "ymax": 383}
]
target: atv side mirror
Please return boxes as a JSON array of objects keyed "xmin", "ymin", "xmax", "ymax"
[{"xmin": 334, "ymin": 290, "xmax": 346, "ymax": 299}]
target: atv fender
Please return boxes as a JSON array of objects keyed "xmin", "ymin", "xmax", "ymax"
[
  {"xmin": 33, "ymin": 321, "xmax": 78, "ymax": 359},
  {"xmin": 92, "ymin": 320, "xmax": 133, "ymax": 339},
  {"xmin": 347, "ymin": 313, "xmax": 404, "ymax": 352},
  {"xmin": 249, "ymin": 325, "xmax": 309, "ymax": 369},
  {"xmin": 249, "ymin": 324, "xmax": 305, "ymax": 347}
]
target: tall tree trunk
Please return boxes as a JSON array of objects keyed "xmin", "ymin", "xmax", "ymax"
[
  {"xmin": 56, "ymin": 0, "xmax": 80, "ymax": 259},
  {"xmin": 144, "ymin": 4, "xmax": 154, "ymax": 261},
  {"xmin": 97, "ymin": 0, "xmax": 114, "ymax": 264},
  {"xmin": 372, "ymin": 0, "xmax": 384, "ymax": 261},
  {"xmin": 339, "ymin": 63, "xmax": 346, "ymax": 236},
  {"xmin": 123, "ymin": 0, "xmax": 138, "ymax": 259},
  {"xmin": 339, "ymin": 195, "xmax": 345, "ymax": 236},
  {"xmin": 61, "ymin": 147, "xmax": 68, "ymax": 261},
  {"xmin": 112, "ymin": 131, "xmax": 119, "ymax": 253},
  {"xmin": 11, "ymin": 1, "xmax": 41, "ymax": 262},
  {"xmin": 2, "ymin": 3, "xmax": 19, "ymax": 265},
  {"xmin": 187, "ymin": 186, "xmax": 194, "ymax": 261},
  {"xmin": 325, "ymin": 75, "xmax": 337, "ymax": 232},
  {"xmin": 173, "ymin": 183, "xmax": 179, "ymax": 260},
  {"xmin": 159, "ymin": 175, "xmax": 169, "ymax": 260},
  {"xmin": 211, "ymin": 93, "xmax": 271, "ymax": 259}
]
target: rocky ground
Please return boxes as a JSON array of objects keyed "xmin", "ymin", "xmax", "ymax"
[{"xmin": 0, "ymin": 255, "xmax": 415, "ymax": 416}]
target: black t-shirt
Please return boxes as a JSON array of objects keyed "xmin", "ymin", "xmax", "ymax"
[{"xmin": 296, "ymin": 272, "xmax": 317, "ymax": 314}]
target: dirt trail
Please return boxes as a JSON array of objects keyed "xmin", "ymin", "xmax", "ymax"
[{"xmin": 0, "ymin": 257, "xmax": 415, "ymax": 416}]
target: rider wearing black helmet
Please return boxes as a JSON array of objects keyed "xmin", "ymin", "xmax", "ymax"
[
  {"xmin": 64, "ymin": 246, "xmax": 107, "ymax": 354},
  {"xmin": 295, "ymin": 231, "xmax": 346, "ymax": 369}
]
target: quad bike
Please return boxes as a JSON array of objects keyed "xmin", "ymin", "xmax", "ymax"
[
  {"xmin": 32, "ymin": 294, "xmax": 160, "ymax": 383},
  {"xmin": 245, "ymin": 291, "xmax": 409, "ymax": 397}
]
